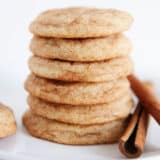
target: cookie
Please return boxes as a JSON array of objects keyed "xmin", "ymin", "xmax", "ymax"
[
  {"xmin": 23, "ymin": 111, "xmax": 128, "ymax": 145},
  {"xmin": 25, "ymin": 74, "xmax": 130, "ymax": 105},
  {"xmin": 29, "ymin": 7, "xmax": 133, "ymax": 38},
  {"xmin": 30, "ymin": 34, "xmax": 132, "ymax": 62},
  {"xmin": 0, "ymin": 103, "xmax": 17, "ymax": 138},
  {"xmin": 28, "ymin": 56, "xmax": 133, "ymax": 82},
  {"xmin": 28, "ymin": 93, "xmax": 133, "ymax": 125}
]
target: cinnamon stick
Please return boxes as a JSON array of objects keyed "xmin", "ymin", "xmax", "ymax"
[
  {"xmin": 119, "ymin": 104, "xmax": 149, "ymax": 158},
  {"xmin": 119, "ymin": 82, "xmax": 151, "ymax": 158},
  {"xmin": 128, "ymin": 75, "xmax": 160, "ymax": 124}
]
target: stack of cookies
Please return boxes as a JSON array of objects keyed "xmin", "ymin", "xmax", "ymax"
[{"xmin": 23, "ymin": 7, "xmax": 134, "ymax": 145}]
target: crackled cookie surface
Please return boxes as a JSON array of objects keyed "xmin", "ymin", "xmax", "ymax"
[
  {"xmin": 30, "ymin": 34, "xmax": 132, "ymax": 61},
  {"xmin": 23, "ymin": 111, "xmax": 128, "ymax": 145},
  {"xmin": 29, "ymin": 7, "xmax": 133, "ymax": 38},
  {"xmin": 0, "ymin": 103, "xmax": 17, "ymax": 138},
  {"xmin": 29, "ymin": 56, "xmax": 133, "ymax": 82},
  {"xmin": 28, "ymin": 93, "xmax": 133, "ymax": 125},
  {"xmin": 25, "ymin": 74, "xmax": 130, "ymax": 105}
]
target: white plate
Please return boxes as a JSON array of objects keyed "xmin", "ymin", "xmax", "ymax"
[{"xmin": 0, "ymin": 76, "xmax": 160, "ymax": 160}]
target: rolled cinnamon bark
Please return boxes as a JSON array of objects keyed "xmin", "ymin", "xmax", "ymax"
[
  {"xmin": 128, "ymin": 75, "xmax": 160, "ymax": 124},
  {"xmin": 119, "ymin": 104, "xmax": 149, "ymax": 158},
  {"xmin": 119, "ymin": 81, "xmax": 152, "ymax": 158}
]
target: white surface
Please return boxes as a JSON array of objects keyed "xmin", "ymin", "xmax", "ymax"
[{"xmin": 0, "ymin": 0, "xmax": 160, "ymax": 159}]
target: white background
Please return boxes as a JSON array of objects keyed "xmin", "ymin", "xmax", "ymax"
[
  {"xmin": 0, "ymin": 0, "xmax": 160, "ymax": 159},
  {"xmin": 0, "ymin": 0, "xmax": 160, "ymax": 104}
]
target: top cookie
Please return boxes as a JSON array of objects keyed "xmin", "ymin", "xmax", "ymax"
[{"xmin": 29, "ymin": 7, "xmax": 133, "ymax": 38}]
